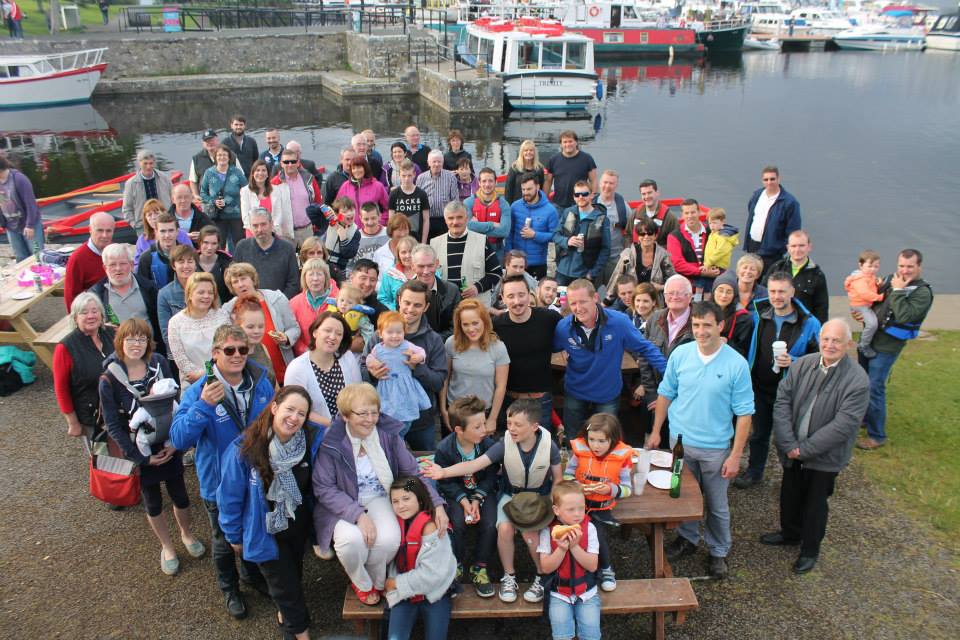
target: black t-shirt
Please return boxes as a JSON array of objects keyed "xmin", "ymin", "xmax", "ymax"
[
  {"xmin": 389, "ymin": 186, "xmax": 430, "ymax": 235},
  {"xmin": 493, "ymin": 307, "xmax": 561, "ymax": 393},
  {"xmin": 546, "ymin": 151, "xmax": 597, "ymax": 208}
]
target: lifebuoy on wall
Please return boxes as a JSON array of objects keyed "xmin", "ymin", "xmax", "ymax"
[{"xmin": 588, "ymin": 6, "xmax": 601, "ymax": 17}]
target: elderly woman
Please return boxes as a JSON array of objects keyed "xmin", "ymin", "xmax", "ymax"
[
  {"xmin": 735, "ymin": 253, "xmax": 768, "ymax": 309},
  {"xmin": 284, "ymin": 311, "xmax": 361, "ymax": 428},
  {"xmin": 100, "ymin": 318, "xmax": 205, "ymax": 575},
  {"xmin": 54, "ymin": 292, "xmax": 116, "ymax": 438},
  {"xmin": 605, "ymin": 216, "xmax": 675, "ymax": 302},
  {"xmin": 218, "ymin": 385, "xmax": 318, "ymax": 640},
  {"xmin": 376, "ymin": 236, "xmax": 418, "ymax": 311},
  {"xmin": 371, "ymin": 214, "xmax": 411, "ymax": 279},
  {"xmin": 335, "ymin": 157, "xmax": 389, "ymax": 225},
  {"xmin": 221, "ymin": 262, "xmax": 300, "ymax": 382},
  {"xmin": 200, "ymin": 144, "xmax": 246, "ymax": 251},
  {"xmin": 312, "ymin": 383, "xmax": 448, "ymax": 606},
  {"xmin": 167, "ymin": 272, "xmax": 229, "ymax": 388},
  {"xmin": 157, "ymin": 244, "xmax": 198, "ymax": 348},
  {"xmin": 712, "ymin": 270, "xmax": 754, "ymax": 358},
  {"xmin": 134, "ymin": 198, "xmax": 191, "ymax": 268},
  {"xmin": 288, "ymin": 259, "xmax": 340, "ymax": 356}
]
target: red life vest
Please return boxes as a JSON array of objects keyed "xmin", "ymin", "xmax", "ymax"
[
  {"xmin": 571, "ymin": 438, "xmax": 632, "ymax": 511},
  {"xmin": 471, "ymin": 194, "xmax": 503, "ymax": 244},
  {"xmin": 395, "ymin": 511, "xmax": 433, "ymax": 603},
  {"xmin": 549, "ymin": 519, "xmax": 596, "ymax": 598}
]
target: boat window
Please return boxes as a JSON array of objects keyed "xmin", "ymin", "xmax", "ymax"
[
  {"xmin": 542, "ymin": 42, "xmax": 564, "ymax": 69},
  {"xmin": 468, "ymin": 34, "xmax": 480, "ymax": 54},
  {"xmin": 517, "ymin": 41, "xmax": 541, "ymax": 69},
  {"xmin": 623, "ymin": 6, "xmax": 638, "ymax": 19},
  {"xmin": 566, "ymin": 42, "xmax": 587, "ymax": 69},
  {"xmin": 479, "ymin": 38, "xmax": 494, "ymax": 65},
  {"xmin": 603, "ymin": 32, "xmax": 625, "ymax": 44}
]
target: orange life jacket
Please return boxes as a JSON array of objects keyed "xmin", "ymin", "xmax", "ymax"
[
  {"xmin": 549, "ymin": 518, "xmax": 595, "ymax": 598},
  {"xmin": 395, "ymin": 511, "xmax": 433, "ymax": 603},
  {"xmin": 571, "ymin": 438, "xmax": 633, "ymax": 510}
]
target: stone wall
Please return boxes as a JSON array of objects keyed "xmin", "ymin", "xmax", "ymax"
[
  {"xmin": 344, "ymin": 30, "xmax": 438, "ymax": 79},
  {"xmin": 417, "ymin": 67, "xmax": 502, "ymax": 114}
]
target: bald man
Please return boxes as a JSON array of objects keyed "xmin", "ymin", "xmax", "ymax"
[
  {"xmin": 765, "ymin": 319, "xmax": 869, "ymax": 574},
  {"xmin": 64, "ymin": 212, "xmax": 115, "ymax": 309}
]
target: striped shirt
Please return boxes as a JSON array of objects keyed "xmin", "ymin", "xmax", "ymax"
[{"xmin": 416, "ymin": 169, "xmax": 459, "ymax": 218}]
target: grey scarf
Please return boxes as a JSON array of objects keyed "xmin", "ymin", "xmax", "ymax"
[{"xmin": 265, "ymin": 429, "xmax": 306, "ymax": 535}]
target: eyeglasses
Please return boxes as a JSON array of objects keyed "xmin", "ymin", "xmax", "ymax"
[
  {"xmin": 352, "ymin": 410, "xmax": 379, "ymax": 419},
  {"xmin": 123, "ymin": 336, "xmax": 148, "ymax": 345},
  {"xmin": 281, "ymin": 160, "xmax": 298, "ymax": 165},
  {"xmin": 573, "ymin": 191, "xmax": 591, "ymax": 198},
  {"xmin": 219, "ymin": 346, "xmax": 250, "ymax": 356},
  {"xmin": 637, "ymin": 232, "xmax": 656, "ymax": 237}
]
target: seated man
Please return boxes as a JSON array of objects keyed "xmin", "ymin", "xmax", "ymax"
[{"xmin": 430, "ymin": 200, "xmax": 502, "ymax": 308}]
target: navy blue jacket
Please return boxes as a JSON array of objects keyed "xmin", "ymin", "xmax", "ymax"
[
  {"xmin": 434, "ymin": 433, "xmax": 499, "ymax": 505},
  {"xmin": 744, "ymin": 186, "xmax": 801, "ymax": 259}
]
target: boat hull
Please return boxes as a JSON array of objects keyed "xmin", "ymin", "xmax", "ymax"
[
  {"xmin": 0, "ymin": 64, "xmax": 107, "ymax": 110},
  {"xmin": 502, "ymin": 72, "xmax": 598, "ymax": 110},
  {"xmin": 566, "ymin": 28, "xmax": 702, "ymax": 57},
  {"xmin": 696, "ymin": 25, "xmax": 750, "ymax": 52},
  {"xmin": 833, "ymin": 36, "xmax": 925, "ymax": 51},
  {"xmin": 925, "ymin": 34, "xmax": 960, "ymax": 51}
]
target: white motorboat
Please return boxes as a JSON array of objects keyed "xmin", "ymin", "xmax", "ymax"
[
  {"xmin": 743, "ymin": 37, "xmax": 781, "ymax": 50},
  {"xmin": 788, "ymin": 8, "xmax": 854, "ymax": 35},
  {"xmin": 458, "ymin": 17, "xmax": 600, "ymax": 110},
  {"xmin": 926, "ymin": 13, "xmax": 960, "ymax": 51},
  {"xmin": 833, "ymin": 25, "xmax": 926, "ymax": 51},
  {"xmin": 0, "ymin": 49, "xmax": 107, "ymax": 110}
]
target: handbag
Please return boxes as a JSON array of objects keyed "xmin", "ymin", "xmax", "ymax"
[{"xmin": 86, "ymin": 431, "xmax": 141, "ymax": 507}]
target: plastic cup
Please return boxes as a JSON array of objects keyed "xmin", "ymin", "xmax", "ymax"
[
  {"xmin": 632, "ymin": 448, "xmax": 650, "ymax": 495},
  {"xmin": 772, "ymin": 340, "xmax": 787, "ymax": 373}
]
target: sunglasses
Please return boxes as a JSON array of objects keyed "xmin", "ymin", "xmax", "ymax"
[
  {"xmin": 637, "ymin": 231, "xmax": 656, "ymax": 237},
  {"xmin": 573, "ymin": 191, "xmax": 591, "ymax": 198},
  {"xmin": 281, "ymin": 160, "xmax": 298, "ymax": 165},
  {"xmin": 219, "ymin": 346, "xmax": 250, "ymax": 356}
]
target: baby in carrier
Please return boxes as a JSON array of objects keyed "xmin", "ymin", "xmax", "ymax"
[{"xmin": 129, "ymin": 378, "xmax": 179, "ymax": 457}]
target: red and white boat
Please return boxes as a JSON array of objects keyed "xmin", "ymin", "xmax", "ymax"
[{"xmin": 0, "ymin": 48, "xmax": 107, "ymax": 110}]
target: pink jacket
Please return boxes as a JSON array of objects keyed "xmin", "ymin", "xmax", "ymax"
[
  {"xmin": 844, "ymin": 270, "xmax": 883, "ymax": 307},
  {"xmin": 335, "ymin": 178, "xmax": 389, "ymax": 225},
  {"xmin": 288, "ymin": 282, "xmax": 340, "ymax": 356}
]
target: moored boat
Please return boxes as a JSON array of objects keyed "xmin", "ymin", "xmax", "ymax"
[
  {"xmin": 926, "ymin": 13, "xmax": 960, "ymax": 51},
  {"xmin": 691, "ymin": 17, "xmax": 751, "ymax": 53},
  {"xmin": 833, "ymin": 25, "xmax": 926, "ymax": 50},
  {"xmin": 0, "ymin": 49, "xmax": 108, "ymax": 110},
  {"xmin": 556, "ymin": 1, "xmax": 704, "ymax": 57}
]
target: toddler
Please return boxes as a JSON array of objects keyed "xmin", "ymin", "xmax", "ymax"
[
  {"xmin": 368, "ymin": 311, "xmax": 431, "ymax": 434},
  {"xmin": 332, "ymin": 283, "xmax": 375, "ymax": 345},
  {"xmin": 844, "ymin": 249, "xmax": 884, "ymax": 358},
  {"xmin": 129, "ymin": 378, "xmax": 179, "ymax": 457},
  {"xmin": 703, "ymin": 208, "xmax": 740, "ymax": 272}
]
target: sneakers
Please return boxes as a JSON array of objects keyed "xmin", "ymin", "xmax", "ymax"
[
  {"xmin": 470, "ymin": 565, "xmax": 495, "ymax": 598},
  {"xmin": 523, "ymin": 575, "xmax": 545, "ymax": 603},
  {"xmin": 599, "ymin": 566, "xmax": 617, "ymax": 592},
  {"xmin": 732, "ymin": 474, "xmax": 761, "ymax": 489},
  {"xmin": 665, "ymin": 536, "xmax": 698, "ymax": 561},
  {"xmin": 708, "ymin": 555, "xmax": 728, "ymax": 579},
  {"xmin": 499, "ymin": 573, "xmax": 519, "ymax": 603}
]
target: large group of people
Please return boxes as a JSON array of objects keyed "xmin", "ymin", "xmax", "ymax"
[{"xmin": 35, "ymin": 119, "xmax": 935, "ymax": 640}]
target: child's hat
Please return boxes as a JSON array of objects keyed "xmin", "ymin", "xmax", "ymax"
[{"xmin": 502, "ymin": 492, "xmax": 554, "ymax": 532}]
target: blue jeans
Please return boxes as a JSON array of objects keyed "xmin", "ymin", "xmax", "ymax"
[
  {"xmin": 7, "ymin": 220, "xmax": 45, "ymax": 263},
  {"xmin": 499, "ymin": 392, "xmax": 554, "ymax": 435},
  {"xmin": 403, "ymin": 424, "xmax": 436, "ymax": 452},
  {"xmin": 676, "ymin": 444, "xmax": 732, "ymax": 558},
  {"xmin": 562, "ymin": 395, "xmax": 619, "ymax": 442},
  {"xmin": 387, "ymin": 594, "xmax": 452, "ymax": 640},
  {"xmin": 548, "ymin": 593, "xmax": 601, "ymax": 640},
  {"xmin": 860, "ymin": 350, "xmax": 899, "ymax": 443}
]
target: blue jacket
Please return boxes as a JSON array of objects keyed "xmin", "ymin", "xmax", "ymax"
[
  {"xmin": 553, "ymin": 204, "xmax": 611, "ymax": 280},
  {"xmin": 553, "ymin": 306, "xmax": 667, "ymax": 403},
  {"xmin": 170, "ymin": 361, "xmax": 274, "ymax": 501},
  {"xmin": 504, "ymin": 191, "xmax": 558, "ymax": 267},
  {"xmin": 744, "ymin": 186, "xmax": 801, "ymax": 258},
  {"xmin": 217, "ymin": 427, "xmax": 324, "ymax": 564},
  {"xmin": 746, "ymin": 296, "xmax": 822, "ymax": 369},
  {"xmin": 156, "ymin": 279, "xmax": 186, "ymax": 348}
]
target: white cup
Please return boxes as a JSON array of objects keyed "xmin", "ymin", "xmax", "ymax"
[
  {"xmin": 632, "ymin": 448, "xmax": 651, "ymax": 495},
  {"xmin": 772, "ymin": 340, "xmax": 788, "ymax": 373}
]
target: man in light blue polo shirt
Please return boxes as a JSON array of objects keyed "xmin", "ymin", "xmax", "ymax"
[{"xmin": 647, "ymin": 301, "xmax": 754, "ymax": 579}]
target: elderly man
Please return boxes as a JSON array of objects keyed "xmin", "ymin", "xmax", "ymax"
[
  {"xmin": 554, "ymin": 278, "xmax": 667, "ymax": 440},
  {"xmin": 415, "ymin": 150, "xmax": 459, "ymax": 241},
  {"xmin": 411, "ymin": 244, "xmax": 460, "ymax": 340},
  {"xmin": 761, "ymin": 320, "xmax": 870, "ymax": 574},
  {"xmin": 231, "ymin": 208, "xmax": 300, "ymax": 298},
  {"xmin": 630, "ymin": 179, "xmax": 678, "ymax": 248},
  {"xmin": 169, "ymin": 183, "xmax": 213, "ymax": 246},
  {"xmin": 745, "ymin": 165, "xmax": 802, "ymax": 276},
  {"xmin": 221, "ymin": 114, "xmax": 259, "ymax": 177},
  {"xmin": 856, "ymin": 248, "xmax": 933, "ymax": 451},
  {"xmin": 64, "ymin": 212, "xmax": 115, "ymax": 310},
  {"xmin": 323, "ymin": 146, "xmax": 355, "ymax": 205},
  {"xmin": 465, "ymin": 166, "xmax": 512, "ymax": 259},
  {"xmin": 404, "ymin": 125, "xmax": 431, "ymax": 172},
  {"xmin": 90, "ymin": 243, "xmax": 162, "ymax": 350},
  {"xmin": 430, "ymin": 201, "xmax": 502, "ymax": 307},
  {"xmin": 646, "ymin": 274, "xmax": 695, "ymax": 358},
  {"xmin": 649, "ymin": 302, "xmax": 754, "ymax": 579},
  {"xmin": 271, "ymin": 148, "xmax": 321, "ymax": 247},
  {"xmin": 189, "ymin": 129, "xmax": 229, "ymax": 201},
  {"xmin": 258, "ymin": 128, "xmax": 284, "ymax": 176},
  {"xmin": 122, "ymin": 150, "xmax": 173, "ymax": 235},
  {"xmin": 764, "ymin": 229, "xmax": 829, "ymax": 324},
  {"xmin": 0, "ymin": 156, "xmax": 44, "ymax": 261},
  {"xmin": 594, "ymin": 169, "xmax": 631, "ymax": 283}
]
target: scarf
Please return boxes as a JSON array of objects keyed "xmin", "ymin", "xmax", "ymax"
[
  {"xmin": 307, "ymin": 288, "xmax": 331, "ymax": 311},
  {"xmin": 348, "ymin": 425, "xmax": 394, "ymax": 495},
  {"xmin": 265, "ymin": 429, "xmax": 306, "ymax": 535}
]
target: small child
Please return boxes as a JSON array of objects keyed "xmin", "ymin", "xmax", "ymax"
[
  {"xmin": 384, "ymin": 476, "xmax": 458, "ymax": 640},
  {"xmin": 331, "ymin": 283, "xmax": 375, "ymax": 345},
  {"xmin": 845, "ymin": 249, "xmax": 885, "ymax": 358},
  {"xmin": 368, "ymin": 311, "xmax": 431, "ymax": 435},
  {"xmin": 323, "ymin": 196, "xmax": 361, "ymax": 274},
  {"xmin": 702, "ymin": 208, "xmax": 740, "ymax": 273},
  {"xmin": 130, "ymin": 378, "xmax": 179, "ymax": 457},
  {"xmin": 455, "ymin": 157, "xmax": 478, "ymax": 201},
  {"xmin": 564, "ymin": 413, "xmax": 634, "ymax": 592},
  {"xmin": 433, "ymin": 396, "xmax": 500, "ymax": 598},
  {"xmin": 538, "ymin": 481, "xmax": 601, "ymax": 640}
]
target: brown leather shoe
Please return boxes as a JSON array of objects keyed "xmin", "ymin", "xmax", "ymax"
[{"xmin": 856, "ymin": 437, "xmax": 884, "ymax": 450}]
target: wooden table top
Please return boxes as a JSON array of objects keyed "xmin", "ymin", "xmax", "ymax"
[
  {"xmin": 0, "ymin": 257, "xmax": 64, "ymax": 321},
  {"xmin": 612, "ymin": 466, "xmax": 703, "ymax": 525}
]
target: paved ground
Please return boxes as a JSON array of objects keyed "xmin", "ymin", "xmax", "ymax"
[{"xmin": 1, "ymin": 297, "xmax": 957, "ymax": 639}]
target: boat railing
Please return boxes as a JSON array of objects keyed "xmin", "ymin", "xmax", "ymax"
[
  {"xmin": 38, "ymin": 48, "xmax": 107, "ymax": 72},
  {"xmin": 700, "ymin": 17, "xmax": 750, "ymax": 31}
]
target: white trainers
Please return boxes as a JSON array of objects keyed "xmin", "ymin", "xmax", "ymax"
[
  {"xmin": 599, "ymin": 566, "xmax": 617, "ymax": 592},
  {"xmin": 499, "ymin": 573, "xmax": 519, "ymax": 603},
  {"xmin": 523, "ymin": 575, "xmax": 544, "ymax": 603}
]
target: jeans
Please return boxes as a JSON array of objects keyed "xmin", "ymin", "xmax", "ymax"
[
  {"xmin": 562, "ymin": 396, "xmax": 619, "ymax": 442},
  {"xmin": 548, "ymin": 594, "xmax": 601, "ymax": 640},
  {"xmin": 779, "ymin": 463, "xmax": 838, "ymax": 558},
  {"xmin": 499, "ymin": 392, "xmax": 553, "ymax": 435},
  {"xmin": 214, "ymin": 218, "xmax": 244, "ymax": 253},
  {"xmin": 860, "ymin": 350, "xmax": 899, "ymax": 443},
  {"xmin": 203, "ymin": 499, "xmax": 264, "ymax": 593},
  {"xmin": 7, "ymin": 220, "xmax": 45, "ymax": 262},
  {"xmin": 676, "ymin": 445, "xmax": 732, "ymax": 558},
  {"xmin": 745, "ymin": 391, "xmax": 775, "ymax": 480},
  {"xmin": 449, "ymin": 496, "xmax": 498, "ymax": 566},
  {"xmin": 404, "ymin": 424, "xmax": 436, "ymax": 452},
  {"xmin": 387, "ymin": 594, "xmax": 452, "ymax": 640}
]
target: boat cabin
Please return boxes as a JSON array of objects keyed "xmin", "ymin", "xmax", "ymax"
[
  {"xmin": 0, "ymin": 56, "xmax": 58, "ymax": 79},
  {"xmin": 459, "ymin": 19, "xmax": 594, "ymax": 75}
]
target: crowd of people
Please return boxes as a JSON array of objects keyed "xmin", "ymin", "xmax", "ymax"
[{"xmin": 27, "ymin": 118, "xmax": 935, "ymax": 640}]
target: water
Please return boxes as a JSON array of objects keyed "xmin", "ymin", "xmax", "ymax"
[{"xmin": 2, "ymin": 51, "xmax": 958, "ymax": 292}]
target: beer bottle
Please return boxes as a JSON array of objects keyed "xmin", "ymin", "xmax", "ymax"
[
  {"xmin": 669, "ymin": 434, "xmax": 684, "ymax": 499},
  {"xmin": 103, "ymin": 303, "xmax": 121, "ymax": 326},
  {"xmin": 33, "ymin": 241, "xmax": 41, "ymax": 265},
  {"xmin": 459, "ymin": 276, "xmax": 468, "ymax": 292},
  {"xmin": 557, "ymin": 427, "xmax": 571, "ymax": 470},
  {"xmin": 204, "ymin": 360, "xmax": 217, "ymax": 386}
]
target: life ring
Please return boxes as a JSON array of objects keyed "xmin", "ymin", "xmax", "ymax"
[{"xmin": 588, "ymin": 6, "xmax": 600, "ymax": 17}]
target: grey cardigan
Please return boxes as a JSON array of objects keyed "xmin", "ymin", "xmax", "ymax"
[
  {"xmin": 385, "ymin": 529, "xmax": 457, "ymax": 606},
  {"xmin": 604, "ymin": 243, "xmax": 675, "ymax": 299},
  {"xmin": 772, "ymin": 353, "xmax": 870, "ymax": 472}
]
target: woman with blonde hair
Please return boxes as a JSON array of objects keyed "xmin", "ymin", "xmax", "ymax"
[
  {"xmin": 167, "ymin": 272, "xmax": 229, "ymax": 387},
  {"xmin": 504, "ymin": 139, "xmax": 545, "ymax": 204},
  {"xmin": 288, "ymin": 258, "xmax": 340, "ymax": 356}
]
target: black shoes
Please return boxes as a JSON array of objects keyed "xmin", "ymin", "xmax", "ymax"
[
  {"xmin": 225, "ymin": 590, "xmax": 247, "ymax": 619},
  {"xmin": 759, "ymin": 532, "xmax": 801, "ymax": 546},
  {"xmin": 708, "ymin": 556, "xmax": 728, "ymax": 579},
  {"xmin": 793, "ymin": 556, "xmax": 818, "ymax": 574},
  {"xmin": 732, "ymin": 474, "xmax": 761, "ymax": 489},
  {"xmin": 665, "ymin": 536, "xmax": 698, "ymax": 561}
]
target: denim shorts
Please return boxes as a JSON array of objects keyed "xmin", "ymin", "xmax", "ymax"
[{"xmin": 548, "ymin": 593, "xmax": 601, "ymax": 640}]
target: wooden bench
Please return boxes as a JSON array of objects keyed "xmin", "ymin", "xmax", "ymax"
[
  {"xmin": 31, "ymin": 315, "xmax": 73, "ymax": 369},
  {"xmin": 343, "ymin": 578, "xmax": 698, "ymax": 640}
]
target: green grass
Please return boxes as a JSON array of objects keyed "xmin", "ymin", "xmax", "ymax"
[
  {"xmin": 14, "ymin": 2, "xmax": 133, "ymax": 38},
  {"xmin": 855, "ymin": 331, "xmax": 960, "ymax": 557}
]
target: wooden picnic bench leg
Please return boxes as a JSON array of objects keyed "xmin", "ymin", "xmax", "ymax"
[
  {"xmin": 366, "ymin": 618, "xmax": 380, "ymax": 640},
  {"xmin": 652, "ymin": 610, "xmax": 666, "ymax": 640},
  {"xmin": 8, "ymin": 316, "xmax": 50, "ymax": 369}
]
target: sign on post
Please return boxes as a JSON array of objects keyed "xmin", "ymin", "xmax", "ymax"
[{"xmin": 162, "ymin": 6, "xmax": 182, "ymax": 32}]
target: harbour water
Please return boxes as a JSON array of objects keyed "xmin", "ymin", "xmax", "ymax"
[{"xmin": 2, "ymin": 50, "xmax": 957, "ymax": 292}]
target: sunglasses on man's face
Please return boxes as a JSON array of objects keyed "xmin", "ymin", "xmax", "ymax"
[
  {"xmin": 637, "ymin": 231, "xmax": 656, "ymax": 237},
  {"xmin": 281, "ymin": 160, "xmax": 298, "ymax": 165},
  {"xmin": 573, "ymin": 192, "xmax": 591, "ymax": 198},
  {"xmin": 219, "ymin": 346, "xmax": 250, "ymax": 356}
]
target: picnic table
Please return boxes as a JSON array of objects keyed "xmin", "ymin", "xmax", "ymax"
[{"xmin": 0, "ymin": 256, "xmax": 65, "ymax": 369}]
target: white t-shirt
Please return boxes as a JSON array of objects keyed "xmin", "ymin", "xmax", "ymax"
[
  {"xmin": 537, "ymin": 522, "xmax": 600, "ymax": 604},
  {"xmin": 697, "ymin": 345, "xmax": 722, "ymax": 365},
  {"xmin": 356, "ymin": 453, "xmax": 387, "ymax": 505},
  {"xmin": 750, "ymin": 190, "xmax": 780, "ymax": 242}
]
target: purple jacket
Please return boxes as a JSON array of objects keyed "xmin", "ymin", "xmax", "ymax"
[
  {"xmin": 4, "ymin": 170, "xmax": 41, "ymax": 232},
  {"xmin": 311, "ymin": 412, "xmax": 444, "ymax": 549}
]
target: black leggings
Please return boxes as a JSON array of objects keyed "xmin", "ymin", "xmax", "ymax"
[{"xmin": 141, "ymin": 474, "xmax": 190, "ymax": 517}]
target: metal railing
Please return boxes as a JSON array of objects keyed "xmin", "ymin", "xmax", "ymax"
[
  {"xmin": 119, "ymin": 5, "xmax": 409, "ymax": 33},
  {"xmin": 409, "ymin": 36, "xmax": 491, "ymax": 80},
  {"xmin": 34, "ymin": 48, "xmax": 108, "ymax": 71}
]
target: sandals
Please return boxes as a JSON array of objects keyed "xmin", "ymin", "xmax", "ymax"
[{"xmin": 351, "ymin": 582, "xmax": 381, "ymax": 606}]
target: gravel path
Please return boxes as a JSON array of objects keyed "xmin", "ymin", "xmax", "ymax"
[{"xmin": 1, "ymin": 298, "xmax": 957, "ymax": 639}]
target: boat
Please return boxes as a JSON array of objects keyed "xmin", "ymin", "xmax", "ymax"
[
  {"xmin": 832, "ymin": 25, "xmax": 926, "ymax": 50},
  {"xmin": 926, "ymin": 13, "xmax": 960, "ymax": 51},
  {"xmin": 787, "ymin": 8, "xmax": 855, "ymax": 35},
  {"xmin": 555, "ymin": 1, "xmax": 704, "ymax": 57},
  {"xmin": 689, "ymin": 17, "xmax": 751, "ymax": 53},
  {"xmin": 739, "ymin": 1, "xmax": 809, "ymax": 36},
  {"xmin": 0, "ymin": 49, "xmax": 107, "ymax": 110},
  {"xmin": 743, "ymin": 37, "xmax": 781, "ymax": 50},
  {"xmin": 458, "ymin": 18, "xmax": 601, "ymax": 110}
]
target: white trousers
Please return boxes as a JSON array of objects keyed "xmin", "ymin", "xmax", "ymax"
[{"xmin": 333, "ymin": 496, "xmax": 401, "ymax": 591}]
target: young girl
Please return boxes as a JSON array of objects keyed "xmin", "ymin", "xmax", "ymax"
[
  {"xmin": 231, "ymin": 296, "xmax": 277, "ymax": 387},
  {"xmin": 368, "ymin": 312, "xmax": 431, "ymax": 435},
  {"xmin": 384, "ymin": 476, "xmax": 457, "ymax": 640},
  {"xmin": 331, "ymin": 283, "xmax": 374, "ymax": 345},
  {"xmin": 564, "ymin": 413, "xmax": 633, "ymax": 592}
]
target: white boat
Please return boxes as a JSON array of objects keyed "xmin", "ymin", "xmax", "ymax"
[
  {"xmin": 788, "ymin": 8, "xmax": 855, "ymax": 35},
  {"xmin": 743, "ymin": 37, "xmax": 781, "ymax": 50},
  {"xmin": 0, "ymin": 49, "xmax": 107, "ymax": 110},
  {"xmin": 926, "ymin": 13, "xmax": 960, "ymax": 51},
  {"xmin": 833, "ymin": 25, "xmax": 926, "ymax": 51},
  {"xmin": 458, "ymin": 17, "xmax": 600, "ymax": 110},
  {"xmin": 738, "ymin": 2, "xmax": 807, "ymax": 36}
]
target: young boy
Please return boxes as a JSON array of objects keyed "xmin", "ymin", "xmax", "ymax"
[
  {"xmin": 433, "ymin": 396, "xmax": 500, "ymax": 598},
  {"xmin": 603, "ymin": 274, "xmax": 637, "ymax": 312},
  {"xmin": 538, "ymin": 481, "xmax": 601, "ymax": 640},
  {"xmin": 424, "ymin": 398, "xmax": 562, "ymax": 604},
  {"xmin": 349, "ymin": 202, "xmax": 388, "ymax": 273},
  {"xmin": 702, "ymin": 207, "xmax": 739, "ymax": 273},
  {"xmin": 388, "ymin": 159, "xmax": 431, "ymax": 244},
  {"xmin": 323, "ymin": 196, "xmax": 360, "ymax": 274},
  {"xmin": 331, "ymin": 283, "xmax": 374, "ymax": 345},
  {"xmin": 844, "ymin": 249, "xmax": 885, "ymax": 358}
]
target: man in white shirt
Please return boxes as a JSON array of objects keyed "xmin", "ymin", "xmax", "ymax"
[{"xmin": 745, "ymin": 166, "xmax": 802, "ymax": 276}]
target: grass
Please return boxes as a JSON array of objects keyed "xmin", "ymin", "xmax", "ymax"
[
  {"xmin": 854, "ymin": 330, "xmax": 960, "ymax": 559},
  {"xmin": 13, "ymin": 2, "xmax": 132, "ymax": 38}
]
